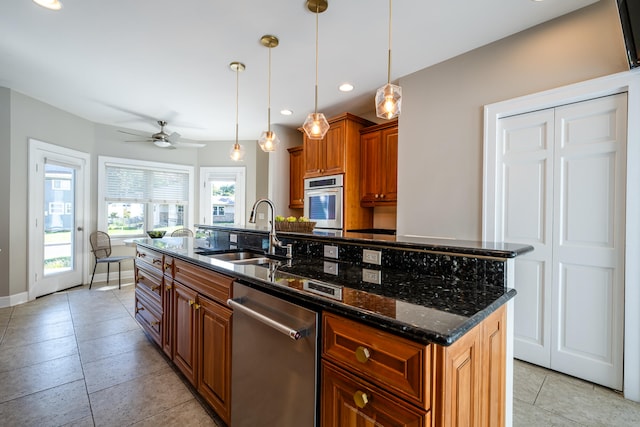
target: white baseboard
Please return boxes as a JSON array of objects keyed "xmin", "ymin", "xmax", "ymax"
[{"xmin": 0, "ymin": 291, "xmax": 29, "ymax": 308}]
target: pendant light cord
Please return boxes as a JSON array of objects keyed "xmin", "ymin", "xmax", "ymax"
[
  {"xmin": 387, "ymin": 0, "xmax": 392, "ymax": 85},
  {"xmin": 267, "ymin": 44, "xmax": 272, "ymax": 133},
  {"xmin": 314, "ymin": 2, "xmax": 319, "ymax": 114},
  {"xmin": 235, "ymin": 65, "xmax": 239, "ymax": 147}
]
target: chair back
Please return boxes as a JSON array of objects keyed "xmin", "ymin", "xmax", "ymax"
[
  {"xmin": 171, "ymin": 228, "xmax": 194, "ymax": 237},
  {"xmin": 90, "ymin": 231, "xmax": 112, "ymax": 259}
]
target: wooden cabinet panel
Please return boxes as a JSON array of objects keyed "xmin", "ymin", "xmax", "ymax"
[
  {"xmin": 322, "ymin": 362, "xmax": 428, "ymax": 427},
  {"xmin": 174, "ymin": 259, "xmax": 233, "ymax": 305},
  {"xmin": 288, "ymin": 145, "xmax": 305, "ymax": 209},
  {"xmin": 360, "ymin": 120, "xmax": 398, "ymax": 206},
  {"xmin": 198, "ymin": 295, "xmax": 232, "ymax": 425},
  {"xmin": 323, "ymin": 312, "xmax": 430, "ymax": 409},
  {"xmin": 173, "ymin": 281, "xmax": 198, "ymax": 385},
  {"xmin": 323, "ymin": 120, "xmax": 346, "ymax": 176},
  {"xmin": 161, "ymin": 279, "xmax": 173, "ymax": 358},
  {"xmin": 480, "ymin": 306, "xmax": 506, "ymax": 427},
  {"xmin": 135, "ymin": 262, "xmax": 162, "ymax": 303},
  {"xmin": 136, "ymin": 246, "xmax": 164, "ymax": 271},
  {"xmin": 135, "ymin": 288, "xmax": 162, "ymax": 346},
  {"xmin": 304, "ymin": 136, "xmax": 323, "ymax": 177}
]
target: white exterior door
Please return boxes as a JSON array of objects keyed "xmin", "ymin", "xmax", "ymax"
[
  {"xmin": 29, "ymin": 139, "xmax": 90, "ymax": 299},
  {"xmin": 488, "ymin": 93, "xmax": 626, "ymax": 389}
]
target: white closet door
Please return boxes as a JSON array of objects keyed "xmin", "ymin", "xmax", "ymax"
[
  {"xmin": 496, "ymin": 109, "xmax": 555, "ymax": 367},
  {"xmin": 491, "ymin": 93, "xmax": 626, "ymax": 389},
  {"xmin": 551, "ymin": 94, "xmax": 626, "ymax": 389}
]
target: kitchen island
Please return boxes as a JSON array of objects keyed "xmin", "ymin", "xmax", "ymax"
[{"xmin": 132, "ymin": 226, "xmax": 532, "ymax": 426}]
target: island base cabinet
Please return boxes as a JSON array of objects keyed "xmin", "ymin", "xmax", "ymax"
[
  {"xmin": 432, "ymin": 305, "xmax": 506, "ymax": 427},
  {"xmin": 322, "ymin": 362, "xmax": 429, "ymax": 427},
  {"xmin": 197, "ymin": 295, "xmax": 232, "ymax": 425},
  {"xmin": 173, "ymin": 282, "xmax": 198, "ymax": 386}
]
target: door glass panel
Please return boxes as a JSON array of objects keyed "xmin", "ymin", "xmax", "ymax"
[
  {"xmin": 43, "ymin": 163, "xmax": 75, "ymax": 276},
  {"xmin": 209, "ymin": 179, "xmax": 236, "ymax": 226}
]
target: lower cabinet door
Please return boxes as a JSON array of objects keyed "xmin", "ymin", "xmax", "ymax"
[
  {"xmin": 197, "ymin": 295, "xmax": 232, "ymax": 425},
  {"xmin": 322, "ymin": 362, "xmax": 428, "ymax": 427},
  {"xmin": 173, "ymin": 281, "xmax": 198, "ymax": 385}
]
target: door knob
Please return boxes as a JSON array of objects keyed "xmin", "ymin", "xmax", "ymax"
[{"xmin": 77, "ymin": 227, "xmax": 83, "ymax": 231}]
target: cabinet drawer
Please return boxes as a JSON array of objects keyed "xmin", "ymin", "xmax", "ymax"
[
  {"xmin": 163, "ymin": 255, "xmax": 174, "ymax": 277},
  {"xmin": 135, "ymin": 289, "xmax": 162, "ymax": 345},
  {"xmin": 174, "ymin": 259, "xmax": 233, "ymax": 305},
  {"xmin": 136, "ymin": 263, "xmax": 163, "ymax": 303},
  {"xmin": 323, "ymin": 312, "xmax": 430, "ymax": 409},
  {"xmin": 136, "ymin": 246, "xmax": 164, "ymax": 272},
  {"xmin": 322, "ymin": 362, "xmax": 429, "ymax": 427}
]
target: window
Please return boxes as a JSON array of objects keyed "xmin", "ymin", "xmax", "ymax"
[
  {"xmin": 199, "ymin": 166, "xmax": 246, "ymax": 226},
  {"xmin": 98, "ymin": 156, "xmax": 195, "ymax": 239}
]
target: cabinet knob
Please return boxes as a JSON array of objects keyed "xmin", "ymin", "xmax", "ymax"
[
  {"xmin": 374, "ymin": 194, "xmax": 379, "ymax": 199},
  {"xmin": 151, "ymin": 285, "xmax": 160, "ymax": 292},
  {"xmin": 164, "ymin": 262, "xmax": 172, "ymax": 271},
  {"xmin": 380, "ymin": 194, "xmax": 385, "ymax": 198},
  {"xmin": 353, "ymin": 390, "xmax": 369, "ymax": 409},
  {"xmin": 193, "ymin": 303, "xmax": 201, "ymax": 310},
  {"xmin": 153, "ymin": 259, "xmax": 162, "ymax": 266},
  {"xmin": 138, "ymin": 275, "xmax": 144, "ymax": 281},
  {"xmin": 188, "ymin": 299, "xmax": 195, "ymax": 306},
  {"xmin": 355, "ymin": 346, "xmax": 371, "ymax": 363},
  {"xmin": 166, "ymin": 284, "xmax": 172, "ymax": 291}
]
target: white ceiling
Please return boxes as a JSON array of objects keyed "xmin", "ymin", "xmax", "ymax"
[{"xmin": 0, "ymin": 0, "xmax": 599, "ymax": 142}]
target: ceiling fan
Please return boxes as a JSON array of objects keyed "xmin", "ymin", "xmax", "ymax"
[{"xmin": 118, "ymin": 120, "xmax": 205, "ymax": 149}]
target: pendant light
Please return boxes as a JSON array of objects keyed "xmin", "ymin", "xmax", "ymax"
[
  {"xmin": 229, "ymin": 62, "xmax": 246, "ymax": 161},
  {"xmin": 258, "ymin": 35, "xmax": 280, "ymax": 153},
  {"xmin": 302, "ymin": 0, "xmax": 330, "ymax": 140},
  {"xmin": 33, "ymin": 0, "xmax": 62, "ymax": 10},
  {"xmin": 375, "ymin": 0, "xmax": 402, "ymax": 120}
]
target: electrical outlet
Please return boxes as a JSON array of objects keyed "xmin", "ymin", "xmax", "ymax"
[
  {"xmin": 362, "ymin": 268, "xmax": 381, "ymax": 284},
  {"xmin": 363, "ymin": 249, "xmax": 382, "ymax": 265},
  {"xmin": 230, "ymin": 233, "xmax": 238, "ymax": 243},
  {"xmin": 324, "ymin": 245, "xmax": 339, "ymax": 259},
  {"xmin": 323, "ymin": 261, "xmax": 339, "ymax": 275}
]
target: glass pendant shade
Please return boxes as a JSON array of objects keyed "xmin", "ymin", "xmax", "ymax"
[
  {"xmin": 302, "ymin": 112, "xmax": 330, "ymax": 140},
  {"xmin": 33, "ymin": 0, "xmax": 62, "ymax": 10},
  {"xmin": 258, "ymin": 130, "xmax": 280, "ymax": 152},
  {"xmin": 375, "ymin": 83, "xmax": 402, "ymax": 120},
  {"xmin": 229, "ymin": 142, "xmax": 245, "ymax": 161}
]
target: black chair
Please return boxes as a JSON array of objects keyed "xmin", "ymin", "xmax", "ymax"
[{"xmin": 89, "ymin": 231, "xmax": 134, "ymax": 289}]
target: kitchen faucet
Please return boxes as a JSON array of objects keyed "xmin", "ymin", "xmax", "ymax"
[{"xmin": 249, "ymin": 198, "xmax": 292, "ymax": 257}]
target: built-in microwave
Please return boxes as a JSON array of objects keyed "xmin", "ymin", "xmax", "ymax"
[{"xmin": 303, "ymin": 174, "xmax": 343, "ymax": 231}]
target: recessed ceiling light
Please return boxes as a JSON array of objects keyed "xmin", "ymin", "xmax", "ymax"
[
  {"xmin": 33, "ymin": 0, "xmax": 63, "ymax": 10},
  {"xmin": 280, "ymin": 109, "xmax": 293, "ymax": 116},
  {"xmin": 339, "ymin": 83, "xmax": 354, "ymax": 92}
]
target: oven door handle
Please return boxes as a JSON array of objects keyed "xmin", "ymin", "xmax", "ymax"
[{"xmin": 227, "ymin": 297, "xmax": 304, "ymax": 340}]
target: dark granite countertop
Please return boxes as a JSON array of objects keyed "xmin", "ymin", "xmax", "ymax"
[
  {"xmin": 197, "ymin": 224, "xmax": 534, "ymax": 259},
  {"xmin": 133, "ymin": 234, "xmax": 522, "ymax": 346}
]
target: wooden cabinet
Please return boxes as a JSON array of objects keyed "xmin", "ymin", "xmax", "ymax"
[
  {"xmin": 287, "ymin": 145, "xmax": 305, "ymax": 209},
  {"xmin": 134, "ymin": 248, "xmax": 164, "ymax": 346},
  {"xmin": 172, "ymin": 259, "xmax": 234, "ymax": 425},
  {"xmin": 360, "ymin": 120, "xmax": 398, "ymax": 206},
  {"xmin": 432, "ymin": 306, "xmax": 507, "ymax": 427},
  {"xmin": 321, "ymin": 313, "xmax": 430, "ymax": 426},
  {"xmin": 322, "ymin": 362, "xmax": 429, "ymax": 427},
  {"xmin": 322, "ymin": 306, "xmax": 507, "ymax": 427},
  {"xmin": 302, "ymin": 113, "xmax": 373, "ymax": 179},
  {"xmin": 301, "ymin": 113, "xmax": 375, "ymax": 230},
  {"xmin": 161, "ymin": 255, "xmax": 174, "ymax": 358}
]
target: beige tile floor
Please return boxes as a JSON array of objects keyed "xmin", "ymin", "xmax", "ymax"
[{"xmin": 1, "ymin": 282, "xmax": 639, "ymax": 426}]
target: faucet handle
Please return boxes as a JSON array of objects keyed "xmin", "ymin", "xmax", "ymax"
[{"xmin": 285, "ymin": 244, "xmax": 293, "ymax": 259}]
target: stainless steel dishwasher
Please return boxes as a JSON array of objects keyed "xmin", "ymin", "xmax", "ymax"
[{"xmin": 227, "ymin": 282, "xmax": 318, "ymax": 427}]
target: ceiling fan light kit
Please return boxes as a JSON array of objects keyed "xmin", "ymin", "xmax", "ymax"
[
  {"xmin": 33, "ymin": 0, "xmax": 62, "ymax": 11},
  {"xmin": 258, "ymin": 35, "xmax": 280, "ymax": 153},
  {"xmin": 230, "ymin": 61, "xmax": 246, "ymax": 161},
  {"xmin": 375, "ymin": 0, "xmax": 402, "ymax": 120},
  {"xmin": 302, "ymin": 0, "xmax": 330, "ymax": 141}
]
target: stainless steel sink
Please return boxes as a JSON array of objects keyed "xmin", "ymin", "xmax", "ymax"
[{"xmin": 208, "ymin": 251, "xmax": 266, "ymax": 262}]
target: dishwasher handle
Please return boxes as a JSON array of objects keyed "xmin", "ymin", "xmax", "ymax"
[{"xmin": 227, "ymin": 297, "xmax": 303, "ymax": 340}]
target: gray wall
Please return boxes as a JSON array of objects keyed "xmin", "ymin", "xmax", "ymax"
[
  {"xmin": 397, "ymin": 0, "xmax": 628, "ymax": 239},
  {"xmin": 0, "ymin": 88, "xmax": 10, "ymax": 299}
]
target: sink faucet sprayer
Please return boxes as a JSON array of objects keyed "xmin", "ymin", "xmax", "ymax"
[{"xmin": 249, "ymin": 198, "xmax": 292, "ymax": 258}]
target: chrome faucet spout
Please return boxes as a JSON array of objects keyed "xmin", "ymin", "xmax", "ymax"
[{"xmin": 249, "ymin": 198, "xmax": 287, "ymax": 256}]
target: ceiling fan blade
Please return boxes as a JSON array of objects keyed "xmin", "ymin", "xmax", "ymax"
[
  {"xmin": 167, "ymin": 131, "xmax": 181, "ymax": 143},
  {"xmin": 174, "ymin": 141, "xmax": 206, "ymax": 148},
  {"xmin": 124, "ymin": 139, "xmax": 152, "ymax": 143},
  {"xmin": 118, "ymin": 129, "xmax": 148, "ymax": 137}
]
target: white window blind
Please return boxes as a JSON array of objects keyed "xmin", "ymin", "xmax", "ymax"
[{"xmin": 105, "ymin": 164, "xmax": 189, "ymax": 204}]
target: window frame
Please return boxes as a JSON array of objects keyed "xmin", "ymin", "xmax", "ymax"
[{"xmin": 98, "ymin": 156, "xmax": 195, "ymax": 243}]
